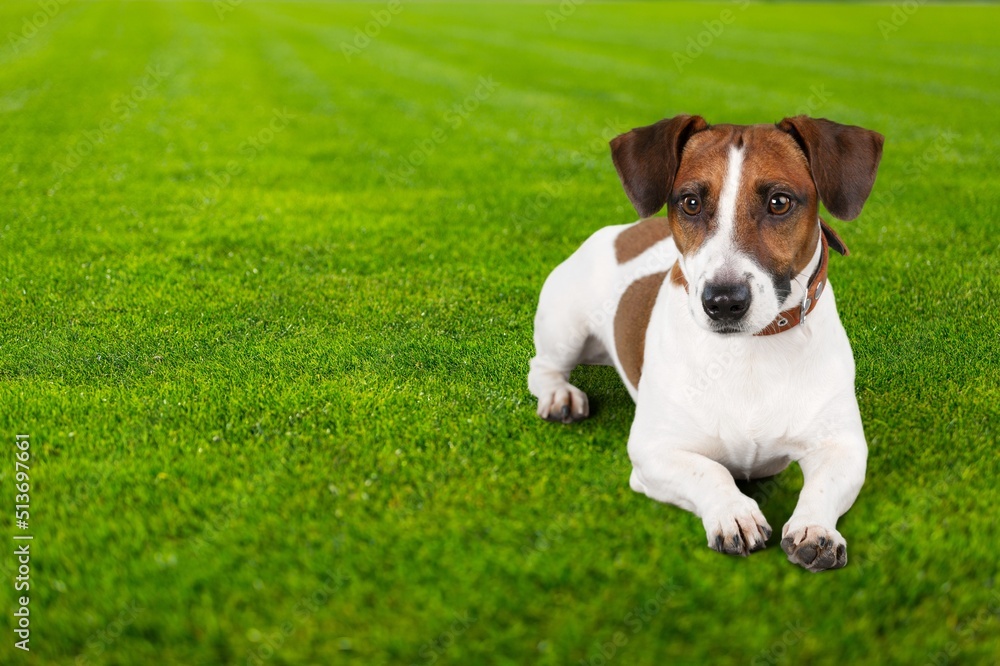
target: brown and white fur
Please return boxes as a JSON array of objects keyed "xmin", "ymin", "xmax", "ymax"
[{"xmin": 527, "ymin": 115, "xmax": 884, "ymax": 572}]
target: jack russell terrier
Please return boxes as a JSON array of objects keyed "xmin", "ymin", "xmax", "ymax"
[{"xmin": 528, "ymin": 115, "xmax": 883, "ymax": 572}]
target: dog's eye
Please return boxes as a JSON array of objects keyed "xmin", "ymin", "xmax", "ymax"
[
  {"xmin": 681, "ymin": 195, "xmax": 702, "ymax": 216},
  {"xmin": 768, "ymin": 194, "xmax": 792, "ymax": 215}
]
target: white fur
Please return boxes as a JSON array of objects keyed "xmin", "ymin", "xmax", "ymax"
[{"xmin": 528, "ymin": 212, "xmax": 867, "ymax": 571}]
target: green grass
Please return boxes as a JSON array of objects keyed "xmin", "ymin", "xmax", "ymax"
[{"xmin": 1, "ymin": 1, "xmax": 999, "ymax": 664}]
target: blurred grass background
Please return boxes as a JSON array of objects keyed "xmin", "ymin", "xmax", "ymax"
[{"xmin": 0, "ymin": 1, "xmax": 998, "ymax": 664}]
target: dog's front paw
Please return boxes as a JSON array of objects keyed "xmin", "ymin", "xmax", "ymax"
[
  {"xmin": 536, "ymin": 383, "xmax": 589, "ymax": 424},
  {"xmin": 703, "ymin": 497, "xmax": 772, "ymax": 557},
  {"xmin": 781, "ymin": 525, "xmax": 847, "ymax": 572}
]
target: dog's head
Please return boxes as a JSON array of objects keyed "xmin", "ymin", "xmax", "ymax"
[{"xmin": 610, "ymin": 115, "xmax": 883, "ymax": 335}]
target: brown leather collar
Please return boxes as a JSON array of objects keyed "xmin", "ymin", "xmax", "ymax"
[
  {"xmin": 756, "ymin": 219, "xmax": 848, "ymax": 336},
  {"xmin": 672, "ymin": 219, "xmax": 849, "ymax": 336}
]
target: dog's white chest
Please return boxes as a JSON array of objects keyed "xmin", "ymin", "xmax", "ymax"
[{"xmin": 630, "ymin": 285, "xmax": 855, "ymax": 478}]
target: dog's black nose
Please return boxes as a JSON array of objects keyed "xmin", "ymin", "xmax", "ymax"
[{"xmin": 702, "ymin": 283, "xmax": 751, "ymax": 322}]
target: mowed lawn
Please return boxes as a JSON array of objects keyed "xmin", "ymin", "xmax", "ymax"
[{"xmin": 1, "ymin": 1, "xmax": 998, "ymax": 664}]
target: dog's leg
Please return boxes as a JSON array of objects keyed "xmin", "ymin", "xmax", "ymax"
[
  {"xmin": 781, "ymin": 433, "xmax": 867, "ymax": 573},
  {"xmin": 528, "ymin": 313, "xmax": 592, "ymax": 424},
  {"xmin": 528, "ymin": 267, "xmax": 606, "ymax": 424},
  {"xmin": 630, "ymin": 450, "xmax": 773, "ymax": 556},
  {"xmin": 528, "ymin": 231, "xmax": 623, "ymax": 424},
  {"xmin": 528, "ymin": 225, "xmax": 633, "ymax": 423}
]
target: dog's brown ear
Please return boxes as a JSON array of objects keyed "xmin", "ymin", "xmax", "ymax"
[
  {"xmin": 778, "ymin": 116, "xmax": 884, "ymax": 221},
  {"xmin": 610, "ymin": 114, "xmax": 708, "ymax": 218}
]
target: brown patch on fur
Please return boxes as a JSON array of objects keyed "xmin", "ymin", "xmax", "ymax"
[
  {"xmin": 615, "ymin": 217, "xmax": 672, "ymax": 264},
  {"xmin": 665, "ymin": 126, "xmax": 737, "ymax": 257},
  {"xmin": 732, "ymin": 125, "xmax": 821, "ymax": 279},
  {"xmin": 669, "ymin": 261, "xmax": 688, "ymax": 289},
  {"xmin": 614, "ymin": 272, "xmax": 667, "ymax": 389}
]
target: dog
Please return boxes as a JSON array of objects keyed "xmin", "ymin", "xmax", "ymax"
[{"xmin": 527, "ymin": 115, "xmax": 883, "ymax": 572}]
